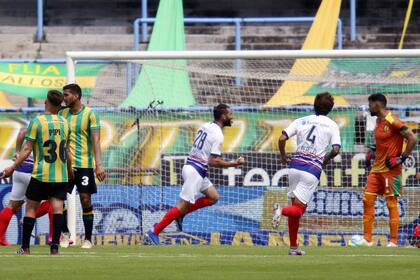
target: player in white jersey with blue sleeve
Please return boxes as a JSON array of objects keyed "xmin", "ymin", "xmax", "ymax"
[
  {"xmin": 272, "ymin": 93, "xmax": 341, "ymax": 256},
  {"xmin": 147, "ymin": 104, "xmax": 245, "ymax": 245}
]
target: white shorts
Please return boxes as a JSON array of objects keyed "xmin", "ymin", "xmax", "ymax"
[
  {"xmin": 287, "ymin": 168, "xmax": 319, "ymax": 205},
  {"xmin": 179, "ymin": 165, "xmax": 213, "ymax": 204},
  {"xmin": 9, "ymin": 171, "xmax": 32, "ymax": 201}
]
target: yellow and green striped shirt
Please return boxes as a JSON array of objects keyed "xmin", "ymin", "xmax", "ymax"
[
  {"xmin": 25, "ymin": 114, "xmax": 70, "ymax": 183},
  {"xmin": 58, "ymin": 106, "xmax": 100, "ymax": 168}
]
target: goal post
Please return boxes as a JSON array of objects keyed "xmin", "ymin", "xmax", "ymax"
[{"xmin": 65, "ymin": 50, "xmax": 420, "ymax": 247}]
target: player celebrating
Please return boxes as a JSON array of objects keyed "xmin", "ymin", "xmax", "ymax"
[
  {"xmin": 147, "ymin": 104, "xmax": 245, "ymax": 245},
  {"xmin": 0, "ymin": 128, "xmax": 53, "ymax": 246},
  {"xmin": 1, "ymin": 90, "xmax": 73, "ymax": 255},
  {"xmin": 356, "ymin": 94, "xmax": 416, "ymax": 247},
  {"xmin": 59, "ymin": 83, "xmax": 106, "ymax": 249},
  {"xmin": 272, "ymin": 92, "xmax": 341, "ymax": 256}
]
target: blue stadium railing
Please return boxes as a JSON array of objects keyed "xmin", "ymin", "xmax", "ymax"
[
  {"xmin": 131, "ymin": 16, "xmax": 343, "ymax": 87},
  {"xmin": 133, "ymin": 17, "xmax": 343, "ymax": 50},
  {"xmin": 35, "ymin": 0, "xmax": 358, "ymax": 43},
  {"xmin": 36, "ymin": 0, "xmax": 43, "ymax": 42}
]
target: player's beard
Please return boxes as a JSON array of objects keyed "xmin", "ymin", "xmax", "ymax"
[
  {"xmin": 370, "ymin": 111, "xmax": 378, "ymax": 116},
  {"xmin": 66, "ymin": 100, "xmax": 76, "ymax": 108},
  {"xmin": 223, "ymin": 119, "xmax": 232, "ymax": 126}
]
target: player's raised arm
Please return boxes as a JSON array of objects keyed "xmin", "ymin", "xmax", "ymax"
[
  {"xmin": 208, "ymin": 155, "xmax": 245, "ymax": 168},
  {"xmin": 15, "ymin": 128, "xmax": 27, "ymax": 154}
]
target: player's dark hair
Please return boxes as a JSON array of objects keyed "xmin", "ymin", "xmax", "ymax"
[
  {"xmin": 368, "ymin": 93, "xmax": 387, "ymax": 107},
  {"xmin": 213, "ymin": 104, "xmax": 230, "ymax": 120},
  {"xmin": 47, "ymin": 90, "xmax": 64, "ymax": 107},
  {"xmin": 314, "ymin": 92, "xmax": 334, "ymax": 116},
  {"xmin": 63, "ymin": 83, "xmax": 82, "ymax": 100}
]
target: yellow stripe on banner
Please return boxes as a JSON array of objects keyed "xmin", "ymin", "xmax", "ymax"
[
  {"xmin": 0, "ymin": 91, "xmax": 13, "ymax": 108},
  {"xmin": 0, "ymin": 120, "xmax": 22, "ymax": 159},
  {"xmin": 265, "ymin": 0, "xmax": 348, "ymax": 106},
  {"xmin": 0, "ymin": 72, "xmax": 97, "ymax": 89},
  {"xmin": 399, "ymin": 0, "xmax": 414, "ymax": 49}
]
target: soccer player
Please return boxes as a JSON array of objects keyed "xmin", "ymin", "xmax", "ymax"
[
  {"xmin": 272, "ymin": 92, "xmax": 341, "ymax": 256},
  {"xmin": 0, "ymin": 90, "xmax": 73, "ymax": 255},
  {"xmin": 147, "ymin": 104, "xmax": 245, "ymax": 245},
  {"xmin": 356, "ymin": 93, "xmax": 416, "ymax": 247},
  {"xmin": 0, "ymin": 128, "xmax": 53, "ymax": 246},
  {"xmin": 59, "ymin": 83, "xmax": 106, "ymax": 249}
]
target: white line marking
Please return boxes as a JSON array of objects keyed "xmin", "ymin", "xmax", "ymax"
[{"xmin": 0, "ymin": 253, "xmax": 415, "ymax": 258}]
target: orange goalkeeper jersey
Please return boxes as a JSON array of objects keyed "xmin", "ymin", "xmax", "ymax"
[{"xmin": 371, "ymin": 112, "xmax": 405, "ymax": 174}]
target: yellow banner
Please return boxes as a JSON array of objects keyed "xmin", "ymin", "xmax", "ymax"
[{"xmin": 266, "ymin": 0, "xmax": 348, "ymax": 106}]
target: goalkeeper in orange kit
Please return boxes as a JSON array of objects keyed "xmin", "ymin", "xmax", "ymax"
[{"xmin": 358, "ymin": 94, "xmax": 417, "ymax": 247}]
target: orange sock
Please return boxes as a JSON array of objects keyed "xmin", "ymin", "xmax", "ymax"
[
  {"xmin": 363, "ymin": 193, "xmax": 376, "ymax": 242},
  {"xmin": 386, "ymin": 196, "xmax": 399, "ymax": 244}
]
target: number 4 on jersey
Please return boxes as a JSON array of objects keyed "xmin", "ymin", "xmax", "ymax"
[{"xmin": 306, "ymin": 125, "xmax": 316, "ymax": 144}]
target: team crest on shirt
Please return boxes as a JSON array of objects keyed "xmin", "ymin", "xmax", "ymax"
[{"xmin": 383, "ymin": 125, "xmax": 389, "ymax": 132}]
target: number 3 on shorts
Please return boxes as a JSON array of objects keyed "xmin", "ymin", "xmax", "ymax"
[{"xmin": 81, "ymin": 176, "xmax": 89, "ymax": 186}]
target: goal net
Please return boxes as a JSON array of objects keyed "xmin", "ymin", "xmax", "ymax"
[{"xmin": 61, "ymin": 50, "xmax": 419, "ymax": 246}]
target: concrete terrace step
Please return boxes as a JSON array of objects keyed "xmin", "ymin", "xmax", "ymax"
[
  {"xmin": 0, "ymin": 26, "xmax": 36, "ymax": 34},
  {"xmin": 44, "ymin": 26, "xmax": 132, "ymax": 35},
  {"xmin": 44, "ymin": 33, "xmax": 133, "ymax": 43}
]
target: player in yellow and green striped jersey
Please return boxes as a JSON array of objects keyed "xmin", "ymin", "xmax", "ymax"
[
  {"xmin": 1, "ymin": 90, "xmax": 74, "ymax": 255},
  {"xmin": 59, "ymin": 83, "xmax": 106, "ymax": 249}
]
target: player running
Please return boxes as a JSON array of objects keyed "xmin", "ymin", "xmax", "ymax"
[
  {"xmin": 355, "ymin": 93, "xmax": 416, "ymax": 247},
  {"xmin": 272, "ymin": 92, "xmax": 341, "ymax": 256},
  {"xmin": 1, "ymin": 90, "xmax": 73, "ymax": 255},
  {"xmin": 147, "ymin": 104, "xmax": 245, "ymax": 245},
  {"xmin": 58, "ymin": 83, "xmax": 106, "ymax": 249},
  {"xmin": 0, "ymin": 129, "xmax": 53, "ymax": 246}
]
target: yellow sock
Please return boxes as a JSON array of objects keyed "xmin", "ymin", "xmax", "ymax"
[
  {"xmin": 386, "ymin": 196, "xmax": 399, "ymax": 244},
  {"xmin": 363, "ymin": 193, "xmax": 376, "ymax": 242}
]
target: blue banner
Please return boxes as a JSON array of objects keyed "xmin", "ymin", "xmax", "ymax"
[{"xmin": 1, "ymin": 184, "xmax": 418, "ymax": 246}]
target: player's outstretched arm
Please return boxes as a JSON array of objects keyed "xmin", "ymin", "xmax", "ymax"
[
  {"xmin": 208, "ymin": 155, "xmax": 245, "ymax": 168},
  {"xmin": 92, "ymin": 130, "xmax": 106, "ymax": 181},
  {"xmin": 322, "ymin": 145, "xmax": 341, "ymax": 168},
  {"xmin": 1, "ymin": 140, "xmax": 34, "ymax": 178}
]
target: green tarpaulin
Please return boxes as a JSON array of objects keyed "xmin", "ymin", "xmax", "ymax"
[{"xmin": 122, "ymin": 0, "xmax": 195, "ymax": 108}]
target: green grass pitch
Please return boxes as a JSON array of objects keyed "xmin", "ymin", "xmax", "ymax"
[{"xmin": 0, "ymin": 246, "xmax": 419, "ymax": 280}]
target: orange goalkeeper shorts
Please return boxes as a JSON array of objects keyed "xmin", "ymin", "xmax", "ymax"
[{"xmin": 365, "ymin": 172, "xmax": 402, "ymax": 196}]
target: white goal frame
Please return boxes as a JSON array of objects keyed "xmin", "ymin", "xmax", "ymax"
[{"xmin": 65, "ymin": 49, "xmax": 420, "ymax": 245}]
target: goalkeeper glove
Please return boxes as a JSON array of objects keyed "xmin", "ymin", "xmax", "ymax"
[
  {"xmin": 385, "ymin": 155, "xmax": 407, "ymax": 169},
  {"xmin": 365, "ymin": 145, "xmax": 376, "ymax": 168}
]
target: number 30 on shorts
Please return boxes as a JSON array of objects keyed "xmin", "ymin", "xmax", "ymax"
[{"xmin": 81, "ymin": 176, "xmax": 89, "ymax": 186}]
